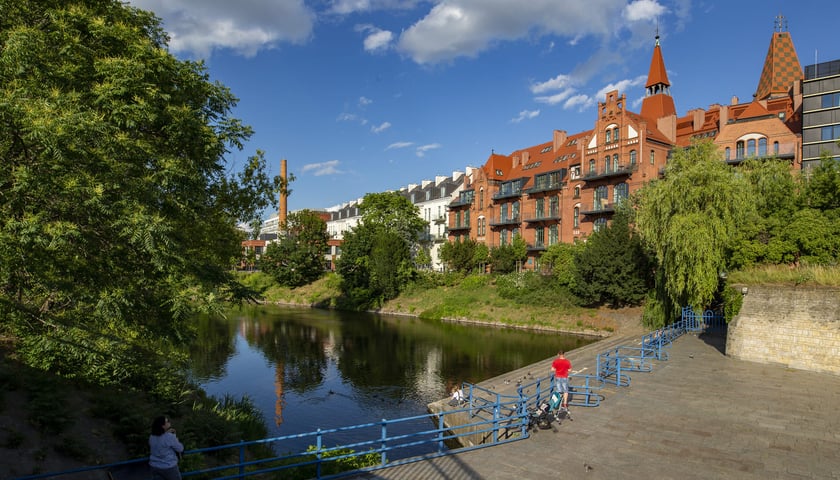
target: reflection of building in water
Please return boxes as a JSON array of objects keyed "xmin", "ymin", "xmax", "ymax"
[{"xmin": 275, "ymin": 362, "xmax": 284, "ymax": 426}]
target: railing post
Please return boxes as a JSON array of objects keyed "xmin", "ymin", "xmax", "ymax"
[
  {"xmin": 316, "ymin": 428, "xmax": 322, "ymax": 479},
  {"xmin": 238, "ymin": 441, "xmax": 245, "ymax": 479},
  {"xmin": 493, "ymin": 397, "xmax": 500, "ymax": 443},
  {"xmin": 380, "ymin": 419, "xmax": 388, "ymax": 465},
  {"xmin": 438, "ymin": 412, "xmax": 446, "ymax": 453}
]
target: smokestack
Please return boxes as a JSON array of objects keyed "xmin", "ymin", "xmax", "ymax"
[{"xmin": 279, "ymin": 159, "xmax": 288, "ymax": 227}]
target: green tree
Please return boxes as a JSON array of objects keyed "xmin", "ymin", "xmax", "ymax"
[
  {"xmin": 358, "ymin": 191, "xmax": 427, "ymax": 243},
  {"xmin": 539, "ymin": 242, "xmax": 582, "ymax": 288},
  {"xmin": 440, "ymin": 238, "xmax": 484, "ymax": 273},
  {"xmin": 0, "ymin": 0, "xmax": 284, "ymax": 391},
  {"xmin": 489, "ymin": 235, "xmax": 527, "ymax": 273},
  {"xmin": 572, "ymin": 206, "xmax": 652, "ymax": 307},
  {"xmin": 635, "ymin": 141, "xmax": 753, "ymax": 324},
  {"xmin": 261, "ymin": 210, "xmax": 329, "ymax": 287}
]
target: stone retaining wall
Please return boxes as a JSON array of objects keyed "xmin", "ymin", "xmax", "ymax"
[{"xmin": 726, "ymin": 285, "xmax": 840, "ymax": 375}]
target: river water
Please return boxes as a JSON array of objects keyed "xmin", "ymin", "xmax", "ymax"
[{"xmin": 187, "ymin": 305, "xmax": 596, "ymax": 453}]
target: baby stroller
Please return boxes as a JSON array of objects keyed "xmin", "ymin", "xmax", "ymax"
[{"xmin": 527, "ymin": 391, "xmax": 570, "ymax": 431}]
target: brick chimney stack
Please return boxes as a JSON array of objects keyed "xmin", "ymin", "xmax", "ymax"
[{"xmin": 279, "ymin": 159, "xmax": 288, "ymax": 227}]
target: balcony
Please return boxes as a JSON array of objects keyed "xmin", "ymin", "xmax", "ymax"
[
  {"xmin": 418, "ymin": 232, "xmax": 449, "ymax": 243},
  {"xmin": 582, "ymin": 163, "xmax": 637, "ymax": 182},
  {"xmin": 725, "ymin": 142, "xmax": 797, "ymax": 165},
  {"xmin": 525, "ymin": 181, "xmax": 565, "ymax": 195},
  {"xmin": 448, "ymin": 198, "xmax": 472, "ymax": 208},
  {"xmin": 492, "ymin": 189, "xmax": 523, "ymax": 200},
  {"xmin": 433, "ymin": 215, "xmax": 446, "ymax": 224},
  {"xmin": 527, "ymin": 242, "xmax": 547, "ymax": 252},
  {"xmin": 489, "ymin": 216, "xmax": 521, "ymax": 227},
  {"xmin": 448, "ymin": 223, "xmax": 471, "ymax": 232},
  {"xmin": 523, "ymin": 213, "xmax": 561, "ymax": 223},
  {"xmin": 580, "ymin": 202, "xmax": 615, "ymax": 216}
]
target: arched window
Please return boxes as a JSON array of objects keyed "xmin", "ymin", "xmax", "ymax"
[
  {"xmin": 736, "ymin": 141, "xmax": 745, "ymax": 159},
  {"xmin": 747, "ymin": 139, "xmax": 756, "ymax": 157},
  {"xmin": 758, "ymin": 138, "xmax": 767, "ymax": 156},
  {"xmin": 573, "ymin": 206, "xmax": 579, "ymax": 228},
  {"xmin": 613, "ymin": 127, "xmax": 620, "ymax": 142},
  {"xmin": 605, "ymin": 129, "xmax": 611, "ymax": 144},
  {"xmin": 630, "ymin": 150, "xmax": 637, "ymax": 165},
  {"xmin": 774, "ymin": 141, "xmax": 779, "ymax": 154},
  {"xmin": 573, "ymin": 185, "xmax": 580, "ymax": 198}
]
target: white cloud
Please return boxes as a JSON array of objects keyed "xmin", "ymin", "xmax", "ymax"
[
  {"xmin": 396, "ymin": 0, "xmax": 643, "ymax": 65},
  {"xmin": 328, "ymin": 0, "xmax": 422, "ymax": 15},
  {"xmin": 511, "ymin": 110, "xmax": 540, "ymax": 123},
  {"xmin": 624, "ymin": 0, "xmax": 667, "ymax": 22},
  {"xmin": 416, "ymin": 143, "xmax": 442, "ymax": 157},
  {"xmin": 358, "ymin": 96, "xmax": 373, "ymax": 107},
  {"xmin": 386, "ymin": 142, "xmax": 414, "ymax": 150},
  {"xmin": 337, "ymin": 113, "xmax": 368, "ymax": 125},
  {"xmin": 371, "ymin": 122, "xmax": 392, "ymax": 133},
  {"xmin": 535, "ymin": 89, "xmax": 576, "ymax": 106},
  {"xmin": 127, "ymin": 0, "xmax": 314, "ymax": 58},
  {"xmin": 364, "ymin": 28, "xmax": 395, "ymax": 52},
  {"xmin": 594, "ymin": 76, "xmax": 648, "ymax": 100},
  {"xmin": 564, "ymin": 94, "xmax": 593, "ymax": 111},
  {"xmin": 301, "ymin": 160, "xmax": 342, "ymax": 176},
  {"xmin": 530, "ymin": 74, "xmax": 575, "ymax": 95}
]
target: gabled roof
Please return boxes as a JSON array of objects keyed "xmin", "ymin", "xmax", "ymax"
[
  {"xmin": 735, "ymin": 100, "xmax": 774, "ymax": 121},
  {"xmin": 755, "ymin": 30, "xmax": 802, "ymax": 100}
]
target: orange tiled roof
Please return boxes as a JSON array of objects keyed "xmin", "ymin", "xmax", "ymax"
[
  {"xmin": 736, "ymin": 100, "xmax": 773, "ymax": 121},
  {"xmin": 645, "ymin": 38, "xmax": 671, "ymax": 88},
  {"xmin": 755, "ymin": 31, "xmax": 802, "ymax": 100}
]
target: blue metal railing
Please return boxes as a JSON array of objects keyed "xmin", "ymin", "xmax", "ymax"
[{"xmin": 15, "ymin": 392, "xmax": 531, "ymax": 480}]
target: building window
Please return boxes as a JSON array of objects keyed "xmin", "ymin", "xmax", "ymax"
[
  {"xmin": 593, "ymin": 217, "xmax": 607, "ymax": 232},
  {"xmin": 594, "ymin": 185, "xmax": 608, "ymax": 210},
  {"xmin": 550, "ymin": 195, "xmax": 559, "ymax": 217},
  {"xmin": 725, "ymin": 147, "xmax": 730, "ymax": 161},
  {"xmin": 512, "ymin": 201, "xmax": 520, "ymax": 220},
  {"xmin": 573, "ymin": 185, "xmax": 580, "ymax": 198},
  {"xmin": 604, "ymin": 156, "xmax": 610, "ymax": 173},
  {"xmin": 614, "ymin": 183, "xmax": 629, "ymax": 204},
  {"xmin": 535, "ymin": 227, "xmax": 545, "ymax": 248},
  {"xmin": 465, "ymin": 209, "xmax": 470, "ymax": 226},
  {"xmin": 613, "ymin": 154, "xmax": 619, "ymax": 171},
  {"xmin": 649, "ymin": 150, "xmax": 655, "ymax": 164},
  {"xmin": 549, "ymin": 225, "xmax": 558, "ymax": 245},
  {"xmin": 573, "ymin": 206, "xmax": 579, "ymax": 228},
  {"xmin": 736, "ymin": 141, "xmax": 745, "ymax": 159},
  {"xmin": 758, "ymin": 138, "xmax": 767, "ymax": 156},
  {"xmin": 455, "ymin": 211, "xmax": 461, "ymax": 227},
  {"xmin": 774, "ymin": 141, "xmax": 779, "ymax": 154},
  {"xmin": 821, "ymin": 92, "xmax": 840, "ymax": 108},
  {"xmin": 589, "ymin": 159, "xmax": 596, "ymax": 173},
  {"xmin": 614, "ymin": 127, "xmax": 620, "ymax": 142},
  {"xmin": 536, "ymin": 198, "xmax": 545, "ymax": 218},
  {"xmin": 479, "ymin": 188, "xmax": 484, "ymax": 209},
  {"xmin": 501, "ymin": 203, "xmax": 509, "ymax": 221},
  {"xmin": 630, "ymin": 149, "xmax": 637, "ymax": 166},
  {"xmin": 821, "ymin": 125, "xmax": 840, "ymax": 141},
  {"xmin": 605, "ymin": 129, "xmax": 611, "ymax": 144},
  {"xmin": 747, "ymin": 139, "xmax": 756, "ymax": 157}
]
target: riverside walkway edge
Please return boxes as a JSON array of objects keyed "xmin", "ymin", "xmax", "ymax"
[{"xmin": 354, "ymin": 332, "xmax": 840, "ymax": 480}]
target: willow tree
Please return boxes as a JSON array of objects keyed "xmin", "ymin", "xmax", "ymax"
[
  {"xmin": 0, "ymin": 0, "xmax": 284, "ymax": 392},
  {"xmin": 634, "ymin": 141, "xmax": 754, "ymax": 325}
]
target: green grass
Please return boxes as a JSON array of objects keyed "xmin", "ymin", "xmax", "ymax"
[{"xmin": 728, "ymin": 265, "xmax": 840, "ymax": 286}]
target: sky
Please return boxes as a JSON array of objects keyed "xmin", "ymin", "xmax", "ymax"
[{"xmin": 125, "ymin": 0, "xmax": 840, "ymax": 218}]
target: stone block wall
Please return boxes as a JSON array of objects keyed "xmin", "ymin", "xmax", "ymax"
[{"xmin": 726, "ymin": 285, "xmax": 840, "ymax": 375}]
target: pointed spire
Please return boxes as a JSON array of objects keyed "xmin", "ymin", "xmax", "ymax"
[
  {"xmin": 641, "ymin": 34, "xmax": 676, "ymax": 120},
  {"xmin": 755, "ymin": 14, "xmax": 802, "ymax": 100}
]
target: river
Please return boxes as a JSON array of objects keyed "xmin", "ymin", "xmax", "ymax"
[{"xmin": 187, "ymin": 305, "xmax": 596, "ymax": 453}]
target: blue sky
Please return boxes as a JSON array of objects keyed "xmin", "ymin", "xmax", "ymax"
[{"xmin": 126, "ymin": 0, "xmax": 840, "ymax": 217}]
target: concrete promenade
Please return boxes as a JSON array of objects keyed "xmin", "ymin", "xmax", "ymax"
[{"xmin": 355, "ymin": 332, "xmax": 840, "ymax": 480}]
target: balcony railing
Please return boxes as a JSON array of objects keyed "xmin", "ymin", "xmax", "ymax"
[
  {"xmin": 725, "ymin": 142, "xmax": 797, "ymax": 164},
  {"xmin": 523, "ymin": 213, "xmax": 561, "ymax": 223},
  {"xmin": 527, "ymin": 242, "xmax": 547, "ymax": 251},
  {"xmin": 449, "ymin": 198, "xmax": 473, "ymax": 208},
  {"xmin": 525, "ymin": 181, "xmax": 564, "ymax": 195},
  {"xmin": 492, "ymin": 189, "xmax": 523, "ymax": 200},
  {"xmin": 580, "ymin": 202, "xmax": 615, "ymax": 215},
  {"xmin": 448, "ymin": 223, "xmax": 470, "ymax": 231},
  {"xmin": 488, "ymin": 216, "xmax": 521, "ymax": 226},
  {"xmin": 433, "ymin": 215, "xmax": 446, "ymax": 224},
  {"xmin": 582, "ymin": 163, "xmax": 637, "ymax": 182}
]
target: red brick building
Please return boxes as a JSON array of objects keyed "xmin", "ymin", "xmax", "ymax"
[{"xmin": 449, "ymin": 22, "xmax": 804, "ymax": 272}]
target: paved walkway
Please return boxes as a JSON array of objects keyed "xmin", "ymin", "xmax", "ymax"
[{"xmin": 355, "ymin": 332, "xmax": 840, "ymax": 480}]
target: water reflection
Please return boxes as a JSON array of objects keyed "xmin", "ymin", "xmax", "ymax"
[{"xmin": 189, "ymin": 305, "xmax": 596, "ymax": 448}]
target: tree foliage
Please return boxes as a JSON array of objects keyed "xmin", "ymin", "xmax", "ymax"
[
  {"xmin": 261, "ymin": 210, "xmax": 328, "ymax": 287},
  {"xmin": 489, "ymin": 235, "xmax": 528, "ymax": 273},
  {"xmin": 0, "ymin": 0, "xmax": 284, "ymax": 389},
  {"xmin": 573, "ymin": 206, "xmax": 652, "ymax": 307},
  {"xmin": 635, "ymin": 141, "xmax": 754, "ymax": 321},
  {"xmin": 439, "ymin": 238, "xmax": 486, "ymax": 273},
  {"xmin": 358, "ymin": 191, "xmax": 426, "ymax": 243}
]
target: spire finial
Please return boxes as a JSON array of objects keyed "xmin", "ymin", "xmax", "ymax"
[
  {"xmin": 655, "ymin": 21, "xmax": 660, "ymax": 46},
  {"xmin": 774, "ymin": 13, "xmax": 788, "ymax": 32}
]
